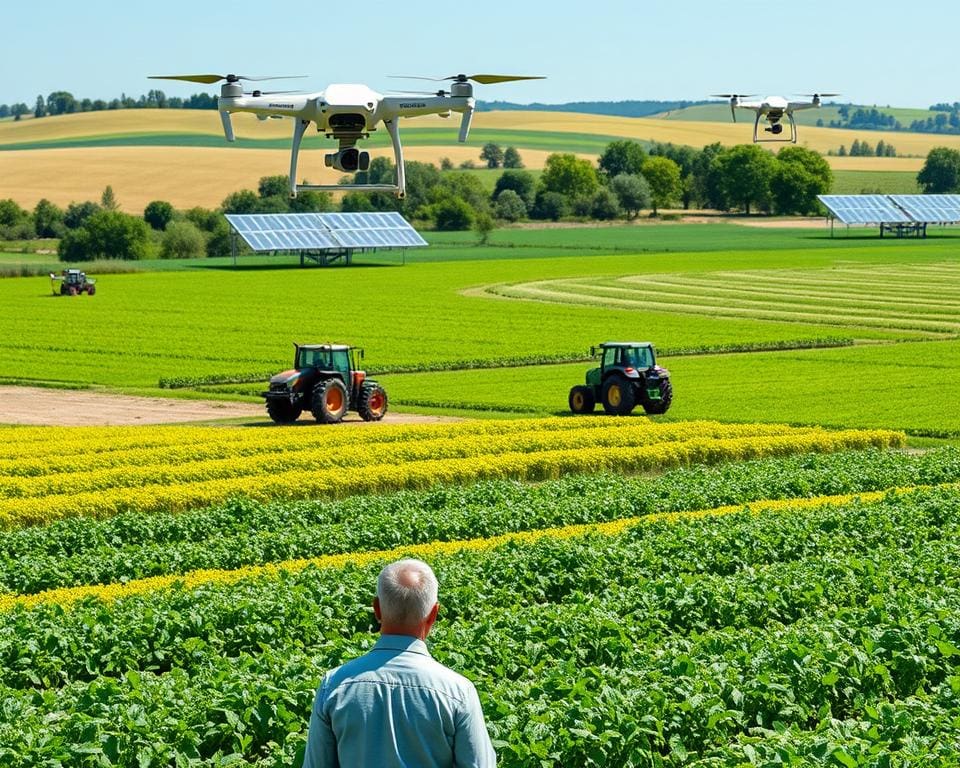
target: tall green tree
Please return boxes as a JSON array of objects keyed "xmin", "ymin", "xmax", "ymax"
[
  {"xmin": 540, "ymin": 153, "xmax": 599, "ymax": 199},
  {"xmin": 143, "ymin": 200, "xmax": 175, "ymax": 231},
  {"xmin": 711, "ymin": 144, "xmax": 777, "ymax": 214},
  {"xmin": 502, "ymin": 147, "xmax": 524, "ymax": 169},
  {"xmin": 493, "ymin": 169, "xmax": 536, "ymax": 210},
  {"xmin": 59, "ymin": 210, "xmax": 150, "ymax": 261},
  {"xmin": 641, "ymin": 156, "xmax": 682, "ymax": 215},
  {"xmin": 46, "ymin": 91, "xmax": 77, "ymax": 115},
  {"xmin": 598, "ymin": 140, "xmax": 646, "ymax": 179},
  {"xmin": 771, "ymin": 146, "xmax": 832, "ymax": 215},
  {"xmin": 100, "ymin": 185, "xmax": 119, "ymax": 211},
  {"xmin": 479, "ymin": 143, "xmax": 504, "ymax": 169},
  {"xmin": 690, "ymin": 143, "xmax": 724, "ymax": 209},
  {"xmin": 610, "ymin": 174, "xmax": 651, "ymax": 219},
  {"xmin": 33, "ymin": 199, "xmax": 66, "ymax": 238},
  {"xmin": 917, "ymin": 147, "xmax": 960, "ymax": 193}
]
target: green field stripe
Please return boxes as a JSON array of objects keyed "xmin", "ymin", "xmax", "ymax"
[
  {"xmin": 0, "ymin": 128, "xmax": 639, "ymax": 155},
  {"xmin": 492, "ymin": 283, "xmax": 959, "ymax": 335},
  {"xmin": 547, "ymin": 280, "xmax": 960, "ymax": 325},
  {"xmin": 616, "ymin": 275, "xmax": 960, "ymax": 311}
]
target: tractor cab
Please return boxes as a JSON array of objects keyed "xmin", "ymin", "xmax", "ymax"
[{"xmin": 586, "ymin": 342, "xmax": 658, "ymax": 388}]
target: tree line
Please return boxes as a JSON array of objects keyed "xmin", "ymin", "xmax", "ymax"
[
  {"xmin": 6, "ymin": 138, "xmax": 957, "ymax": 260},
  {"xmin": 0, "ymin": 139, "xmax": 840, "ymax": 260},
  {"xmin": 0, "ymin": 90, "xmax": 215, "ymax": 120}
]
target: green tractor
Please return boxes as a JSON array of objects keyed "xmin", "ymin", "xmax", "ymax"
[
  {"xmin": 569, "ymin": 342, "xmax": 672, "ymax": 416},
  {"xmin": 262, "ymin": 343, "xmax": 388, "ymax": 425},
  {"xmin": 50, "ymin": 268, "xmax": 96, "ymax": 296}
]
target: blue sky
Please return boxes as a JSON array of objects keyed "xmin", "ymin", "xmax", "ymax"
[{"xmin": 3, "ymin": 0, "xmax": 957, "ymax": 109}]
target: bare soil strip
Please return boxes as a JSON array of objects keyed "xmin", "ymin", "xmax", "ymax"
[{"xmin": 0, "ymin": 387, "xmax": 450, "ymax": 426}]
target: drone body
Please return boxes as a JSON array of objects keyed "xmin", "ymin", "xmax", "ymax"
[
  {"xmin": 713, "ymin": 93, "xmax": 839, "ymax": 143},
  {"xmin": 149, "ymin": 73, "xmax": 542, "ymax": 198}
]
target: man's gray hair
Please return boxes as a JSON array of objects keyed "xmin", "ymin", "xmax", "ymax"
[{"xmin": 377, "ymin": 559, "xmax": 439, "ymax": 626}]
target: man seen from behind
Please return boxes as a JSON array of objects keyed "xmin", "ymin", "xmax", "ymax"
[{"xmin": 302, "ymin": 558, "xmax": 496, "ymax": 767}]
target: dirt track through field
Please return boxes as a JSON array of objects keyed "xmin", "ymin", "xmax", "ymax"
[{"xmin": 0, "ymin": 387, "xmax": 451, "ymax": 426}]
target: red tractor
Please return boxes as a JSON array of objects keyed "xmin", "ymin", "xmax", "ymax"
[{"xmin": 262, "ymin": 343, "xmax": 388, "ymax": 424}]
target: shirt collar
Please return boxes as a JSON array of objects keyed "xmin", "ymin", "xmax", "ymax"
[{"xmin": 374, "ymin": 634, "xmax": 431, "ymax": 656}]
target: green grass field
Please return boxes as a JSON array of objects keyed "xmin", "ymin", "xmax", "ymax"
[
  {"xmin": 3, "ymin": 222, "xmax": 958, "ymax": 436},
  {"xmin": 0, "ymin": 128, "xmax": 638, "ymax": 156},
  {"xmin": 831, "ymin": 169, "xmax": 919, "ymax": 194},
  {"xmin": 375, "ymin": 340, "xmax": 960, "ymax": 436}
]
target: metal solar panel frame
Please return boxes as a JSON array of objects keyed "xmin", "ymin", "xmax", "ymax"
[
  {"xmin": 818, "ymin": 195, "xmax": 912, "ymax": 225},
  {"xmin": 225, "ymin": 212, "xmax": 427, "ymax": 253}
]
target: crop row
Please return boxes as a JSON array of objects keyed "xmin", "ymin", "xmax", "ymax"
[
  {"xmin": 0, "ymin": 428, "xmax": 902, "ymax": 529},
  {"xmin": 0, "ymin": 485, "xmax": 935, "ymax": 612},
  {"xmin": 0, "ymin": 421, "xmax": 822, "ymax": 495},
  {"xmin": 0, "ymin": 487, "xmax": 957, "ymax": 765},
  {"xmin": 0, "ymin": 417, "xmax": 791, "ymax": 467},
  {"xmin": 3, "ymin": 447, "xmax": 957, "ymax": 596}
]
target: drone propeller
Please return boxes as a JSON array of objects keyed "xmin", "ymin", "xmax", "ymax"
[
  {"xmin": 798, "ymin": 93, "xmax": 840, "ymax": 98},
  {"xmin": 390, "ymin": 73, "xmax": 544, "ymax": 85},
  {"xmin": 148, "ymin": 73, "xmax": 307, "ymax": 85},
  {"xmin": 711, "ymin": 94, "xmax": 757, "ymax": 122}
]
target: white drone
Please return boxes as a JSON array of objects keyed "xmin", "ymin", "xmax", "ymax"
[
  {"xmin": 712, "ymin": 93, "xmax": 839, "ymax": 143},
  {"xmin": 149, "ymin": 72, "xmax": 543, "ymax": 198}
]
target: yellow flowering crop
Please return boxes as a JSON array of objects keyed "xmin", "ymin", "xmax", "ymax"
[{"xmin": 0, "ymin": 422, "xmax": 902, "ymax": 528}]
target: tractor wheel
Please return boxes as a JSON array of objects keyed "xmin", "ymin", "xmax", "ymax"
[
  {"xmin": 68, "ymin": 286, "xmax": 78, "ymax": 296},
  {"xmin": 266, "ymin": 399, "xmax": 302, "ymax": 425},
  {"xmin": 601, "ymin": 375, "xmax": 636, "ymax": 416},
  {"xmin": 86, "ymin": 285, "xmax": 95, "ymax": 296},
  {"xmin": 358, "ymin": 382, "xmax": 388, "ymax": 421},
  {"xmin": 641, "ymin": 379, "xmax": 673, "ymax": 415},
  {"xmin": 311, "ymin": 378, "xmax": 348, "ymax": 424},
  {"xmin": 568, "ymin": 385, "xmax": 595, "ymax": 414}
]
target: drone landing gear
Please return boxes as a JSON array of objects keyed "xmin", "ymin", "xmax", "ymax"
[
  {"xmin": 288, "ymin": 119, "xmax": 406, "ymax": 199},
  {"xmin": 753, "ymin": 112, "xmax": 798, "ymax": 143}
]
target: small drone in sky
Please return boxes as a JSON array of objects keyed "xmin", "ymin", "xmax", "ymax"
[
  {"xmin": 712, "ymin": 93, "xmax": 839, "ymax": 143},
  {"xmin": 149, "ymin": 72, "xmax": 543, "ymax": 198}
]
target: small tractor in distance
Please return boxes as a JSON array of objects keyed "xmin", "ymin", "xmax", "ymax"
[
  {"xmin": 569, "ymin": 341, "xmax": 672, "ymax": 416},
  {"xmin": 50, "ymin": 269, "xmax": 96, "ymax": 296},
  {"xmin": 262, "ymin": 343, "xmax": 388, "ymax": 424}
]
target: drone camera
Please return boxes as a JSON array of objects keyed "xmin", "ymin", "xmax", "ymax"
[
  {"xmin": 325, "ymin": 148, "xmax": 370, "ymax": 173},
  {"xmin": 766, "ymin": 124, "xmax": 784, "ymax": 135}
]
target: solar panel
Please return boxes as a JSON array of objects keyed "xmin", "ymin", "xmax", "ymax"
[
  {"xmin": 890, "ymin": 195, "xmax": 960, "ymax": 223},
  {"xmin": 321, "ymin": 212, "xmax": 429, "ymax": 248},
  {"xmin": 224, "ymin": 212, "xmax": 427, "ymax": 252},
  {"xmin": 818, "ymin": 195, "xmax": 912, "ymax": 224}
]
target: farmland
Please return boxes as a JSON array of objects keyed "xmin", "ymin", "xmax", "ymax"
[
  {"xmin": 2, "ymin": 207, "xmax": 960, "ymax": 764},
  {"xmin": 1, "ymin": 433, "xmax": 959, "ymax": 765}
]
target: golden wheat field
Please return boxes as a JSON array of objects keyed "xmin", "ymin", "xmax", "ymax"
[
  {"xmin": 0, "ymin": 146, "xmax": 577, "ymax": 212},
  {"xmin": 0, "ymin": 108, "xmax": 954, "ymax": 210}
]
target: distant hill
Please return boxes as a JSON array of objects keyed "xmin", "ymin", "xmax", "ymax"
[{"xmin": 478, "ymin": 100, "xmax": 711, "ymax": 118}]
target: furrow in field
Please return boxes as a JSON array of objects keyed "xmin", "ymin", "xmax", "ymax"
[
  {"xmin": 491, "ymin": 283, "xmax": 959, "ymax": 335},
  {"xmin": 614, "ymin": 275, "xmax": 960, "ymax": 310}
]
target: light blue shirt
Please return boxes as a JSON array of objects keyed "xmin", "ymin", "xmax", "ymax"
[{"xmin": 302, "ymin": 634, "xmax": 496, "ymax": 768}]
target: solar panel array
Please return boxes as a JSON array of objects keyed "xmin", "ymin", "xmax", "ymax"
[
  {"xmin": 818, "ymin": 194, "xmax": 960, "ymax": 225},
  {"xmin": 818, "ymin": 195, "xmax": 912, "ymax": 224},
  {"xmin": 225, "ymin": 212, "xmax": 428, "ymax": 252}
]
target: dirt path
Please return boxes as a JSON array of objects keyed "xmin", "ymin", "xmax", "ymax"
[{"xmin": 0, "ymin": 386, "xmax": 453, "ymax": 426}]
